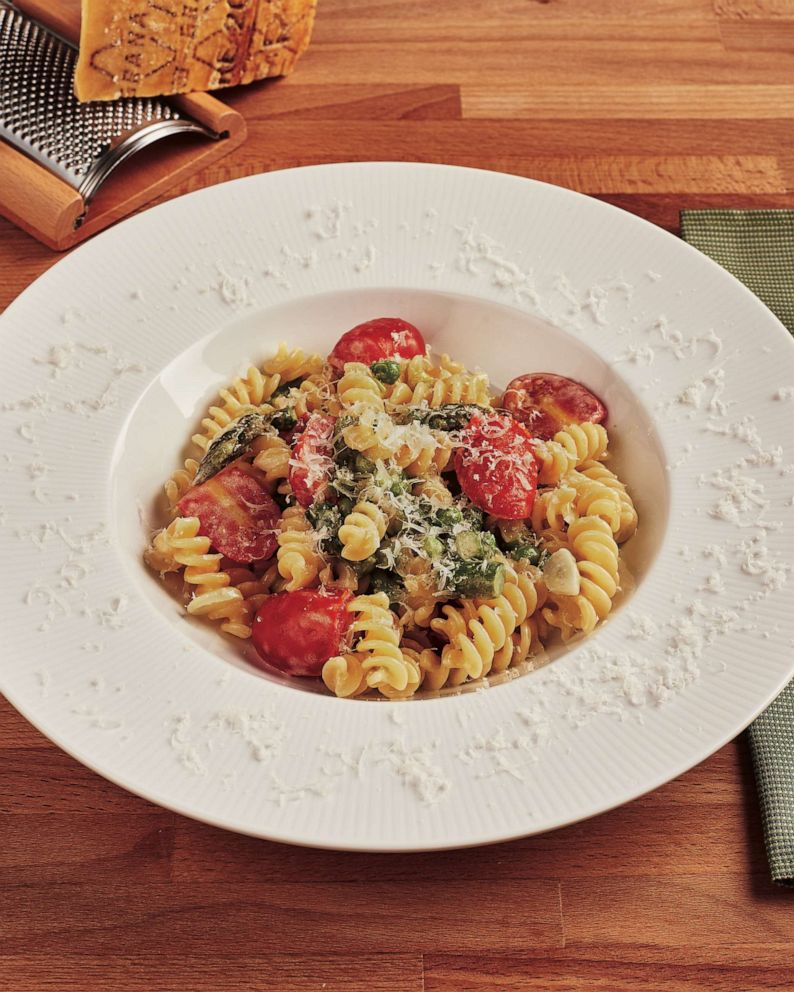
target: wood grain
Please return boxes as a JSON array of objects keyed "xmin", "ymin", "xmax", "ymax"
[
  {"xmin": 0, "ymin": 955, "xmax": 425, "ymax": 992},
  {"xmin": 2, "ymin": 1, "xmax": 794, "ymax": 989}
]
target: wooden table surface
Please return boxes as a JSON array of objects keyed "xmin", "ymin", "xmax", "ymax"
[{"xmin": 2, "ymin": 2, "xmax": 794, "ymax": 989}]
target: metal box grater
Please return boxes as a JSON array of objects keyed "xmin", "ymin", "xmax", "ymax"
[{"xmin": 0, "ymin": 0, "xmax": 220, "ymax": 209}]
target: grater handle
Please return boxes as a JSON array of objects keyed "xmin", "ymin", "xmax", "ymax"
[
  {"xmin": 171, "ymin": 92, "xmax": 242, "ymax": 140},
  {"xmin": 0, "ymin": 139, "xmax": 84, "ymax": 245}
]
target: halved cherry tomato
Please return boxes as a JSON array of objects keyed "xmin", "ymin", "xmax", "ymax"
[
  {"xmin": 251, "ymin": 589, "xmax": 354, "ymax": 677},
  {"xmin": 178, "ymin": 462, "xmax": 279, "ymax": 563},
  {"xmin": 289, "ymin": 413, "xmax": 336, "ymax": 509},
  {"xmin": 328, "ymin": 317, "xmax": 426, "ymax": 371},
  {"xmin": 502, "ymin": 373, "xmax": 607, "ymax": 440},
  {"xmin": 454, "ymin": 413, "xmax": 539, "ymax": 520}
]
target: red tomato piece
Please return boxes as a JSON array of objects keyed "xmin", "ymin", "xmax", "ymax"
[
  {"xmin": 502, "ymin": 373, "xmax": 607, "ymax": 440},
  {"xmin": 328, "ymin": 317, "xmax": 426, "ymax": 371},
  {"xmin": 454, "ymin": 413, "xmax": 539, "ymax": 520},
  {"xmin": 289, "ymin": 413, "xmax": 336, "ymax": 509},
  {"xmin": 251, "ymin": 589, "xmax": 354, "ymax": 677},
  {"xmin": 178, "ymin": 462, "xmax": 280, "ymax": 563}
]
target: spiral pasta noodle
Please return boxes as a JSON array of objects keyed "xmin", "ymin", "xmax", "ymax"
[
  {"xmin": 414, "ymin": 474, "xmax": 454, "ymax": 507},
  {"xmin": 431, "ymin": 598, "xmax": 513, "ymax": 682},
  {"xmin": 429, "ymin": 604, "xmax": 478, "ymax": 682},
  {"xmin": 511, "ymin": 613, "xmax": 549, "ymax": 666},
  {"xmin": 277, "ymin": 506, "xmax": 324, "ymax": 591},
  {"xmin": 567, "ymin": 471, "xmax": 624, "ymax": 536},
  {"xmin": 377, "ymin": 650, "xmax": 422, "ymax": 699},
  {"xmin": 273, "ymin": 371, "xmax": 331, "ymax": 419},
  {"xmin": 251, "ymin": 433, "xmax": 291, "ymax": 488},
  {"xmin": 342, "ymin": 409, "xmax": 452, "ymax": 478},
  {"xmin": 191, "ymin": 366, "xmax": 281, "ymax": 454},
  {"xmin": 338, "ymin": 501, "xmax": 387, "ymax": 561},
  {"xmin": 164, "ymin": 457, "xmax": 200, "ymax": 508},
  {"xmin": 144, "ymin": 516, "xmax": 249, "ymax": 629},
  {"xmin": 438, "ymin": 353, "xmax": 466, "ymax": 375},
  {"xmin": 402, "ymin": 373, "xmax": 491, "ymax": 409},
  {"xmin": 322, "ymin": 652, "xmax": 369, "ymax": 698},
  {"xmin": 553, "ymin": 422, "xmax": 609, "ymax": 466},
  {"xmin": 531, "ymin": 438, "xmax": 576, "ymax": 486},
  {"xmin": 569, "ymin": 516, "xmax": 619, "ymax": 616},
  {"xmin": 402, "ymin": 572, "xmax": 438, "ymax": 628},
  {"xmin": 341, "ymin": 415, "xmax": 395, "ymax": 462},
  {"xmin": 337, "ymin": 363, "xmax": 385, "ymax": 409},
  {"xmin": 503, "ymin": 567, "xmax": 548, "ymax": 667},
  {"xmin": 415, "ymin": 646, "xmax": 454, "ymax": 692},
  {"xmin": 404, "ymin": 354, "xmax": 439, "ymax": 387},
  {"xmin": 530, "ymin": 484, "xmax": 578, "ymax": 542},
  {"xmin": 347, "ymin": 593, "xmax": 416, "ymax": 694},
  {"xmin": 543, "ymin": 516, "xmax": 619, "ymax": 640},
  {"xmin": 577, "ymin": 460, "xmax": 638, "ymax": 542},
  {"xmin": 384, "ymin": 354, "xmax": 490, "ymax": 410},
  {"xmin": 217, "ymin": 561, "xmax": 275, "ymax": 638},
  {"xmin": 262, "ymin": 343, "xmax": 324, "ymax": 382},
  {"xmin": 402, "ymin": 437, "xmax": 453, "ymax": 477}
]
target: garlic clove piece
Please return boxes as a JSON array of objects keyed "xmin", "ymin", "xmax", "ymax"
[{"xmin": 543, "ymin": 548, "xmax": 581, "ymax": 597}]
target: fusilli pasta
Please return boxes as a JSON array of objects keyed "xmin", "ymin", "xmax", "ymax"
[
  {"xmin": 347, "ymin": 593, "xmax": 418, "ymax": 695},
  {"xmin": 251, "ymin": 433, "xmax": 291, "ymax": 488},
  {"xmin": 338, "ymin": 501, "xmax": 387, "ymax": 561},
  {"xmin": 531, "ymin": 438, "xmax": 576, "ymax": 486},
  {"xmin": 577, "ymin": 460, "xmax": 638, "ymax": 542},
  {"xmin": 277, "ymin": 506, "xmax": 324, "ymax": 591},
  {"xmin": 337, "ymin": 363, "xmax": 385, "ymax": 409},
  {"xmin": 146, "ymin": 333, "xmax": 638, "ymax": 697},
  {"xmin": 543, "ymin": 516, "xmax": 620, "ymax": 640},
  {"xmin": 164, "ymin": 457, "xmax": 200, "ymax": 508},
  {"xmin": 552, "ymin": 422, "xmax": 609, "ymax": 466},
  {"xmin": 144, "ymin": 516, "xmax": 247, "ymax": 631},
  {"xmin": 262, "ymin": 343, "xmax": 323, "ymax": 382},
  {"xmin": 191, "ymin": 366, "xmax": 280, "ymax": 454}
]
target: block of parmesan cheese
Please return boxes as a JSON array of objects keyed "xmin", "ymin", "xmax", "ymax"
[{"xmin": 75, "ymin": 0, "xmax": 317, "ymax": 102}]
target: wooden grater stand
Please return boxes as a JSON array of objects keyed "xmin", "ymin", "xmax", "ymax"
[{"xmin": 1, "ymin": 0, "xmax": 247, "ymax": 251}]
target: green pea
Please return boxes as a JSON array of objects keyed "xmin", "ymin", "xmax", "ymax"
[
  {"xmin": 435, "ymin": 507, "xmax": 463, "ymax": 528},
  {"xmin": 370, "ymin": 359, "xmax": 401, "ymax": 385},
  {"xmin": 354, "ymin": 454, "xmax": 376, "ymax": 475},
  {"xmin": 423, "ymin": 535, "xmax": 444, "ymax": 560}
]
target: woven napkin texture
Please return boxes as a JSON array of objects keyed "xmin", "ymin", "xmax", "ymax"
[{"xmin": 680, "ymin": 209, "xmax": 794, "ymax": 887}]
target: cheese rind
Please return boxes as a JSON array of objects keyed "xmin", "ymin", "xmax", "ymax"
[{"xmin": 75, "ymin": 0, "xmax": 317, "ymax": 102}]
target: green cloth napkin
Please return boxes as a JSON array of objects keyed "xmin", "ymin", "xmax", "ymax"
[{"xmin": 680, "ymin": 209, "xmax": 794, "ymax": 888}]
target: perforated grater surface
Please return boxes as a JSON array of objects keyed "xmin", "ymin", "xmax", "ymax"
[{"xmin": 0, "ymin": 0, "xmax": 220, "ymax": 206}]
